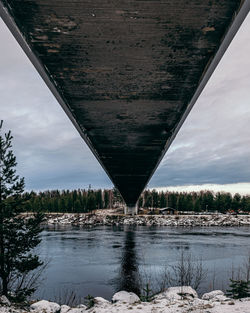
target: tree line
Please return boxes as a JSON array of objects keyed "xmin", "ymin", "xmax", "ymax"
[
  {"xmin": 139, "ymin": 189, "xmax": 250, "ymax": 213},
  {"xmin": 18, "ymin": 188, "xmax": 250, "ymax": 213},
  {"xmin": 19, "ymin": 188, "xmax": 122, "ymax": 213}
]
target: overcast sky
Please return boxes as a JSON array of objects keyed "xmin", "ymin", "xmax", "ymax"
[{"xmin": 0, "ymin": 13, "xmax": 250, "ymax": 194}]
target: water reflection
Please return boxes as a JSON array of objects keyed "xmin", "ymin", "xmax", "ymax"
[{"xmin": 117, "ymin": 227, "xmax": 140, "ymax": 295}]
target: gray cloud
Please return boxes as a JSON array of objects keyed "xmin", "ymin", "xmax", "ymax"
[
  {"xmin": 0, "ymin": 12, "xmax": 250, "ymax": 191},
  {"xmin": 0, "ymin": 18, "xmax": 111, "ymax": 190}
]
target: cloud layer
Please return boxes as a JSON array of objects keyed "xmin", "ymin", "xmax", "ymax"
[{"xmin": 0, "ymin": 12, "xmax": 250, "ymax": 193}]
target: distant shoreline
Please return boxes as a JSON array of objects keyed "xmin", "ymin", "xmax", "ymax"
[{"xmin": 22, "ymin": 211, "xmax": 250, "ymax": 227}]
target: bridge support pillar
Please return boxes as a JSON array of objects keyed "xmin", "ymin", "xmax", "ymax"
[{"xmin": 124, "ymin": 205, "xmax": 138, "ymax": 215}]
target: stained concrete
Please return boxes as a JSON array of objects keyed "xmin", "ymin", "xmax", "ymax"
[{"xmin": 0, "ymin": 0, "xmax": 248, "ymax": 206}]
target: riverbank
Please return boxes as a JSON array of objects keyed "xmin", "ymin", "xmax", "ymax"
[
  {"xmin": 25, "ymin": 211, "xmax": 250, "ymax": 227},
  {"xmin": 1, "ymin": 287, "xmax": 249, "ymax": 313}
]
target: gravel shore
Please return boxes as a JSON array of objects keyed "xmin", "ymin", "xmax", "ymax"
[
  {"xmin": 1, "ymin": 287, "xmax": 249, "ymax": 313},
  {"xmin": 36, "ymin": 212, "xmax": 250, "ymax": 227}
]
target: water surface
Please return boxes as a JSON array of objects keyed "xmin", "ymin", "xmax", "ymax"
[{"xmin": 35, "ymin": 225, "xmax": 250, "ymax": 302}]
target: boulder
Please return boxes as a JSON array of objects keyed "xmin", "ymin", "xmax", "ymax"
[
  {"xmin": 202, "ymin": 290, "xmax": 224, "ymax": 300},
  {"xmin": 213, "ymin": 294, "xmax": 229, "ymax": 302},
  {"xmin": 112, "ymin": 291, "xmax": 140, "ymax": 304},
  {"xmin": 30, "ymin": 300, "xmax": 60, "ymax": 313},
  {"xmin": 60, "ymin": 305, "xmax": 71, "ymax": 313},
  {"xmin": 155, "ymin": 286, "xmax": 198, "ymax": 301},
  {"xmin": 0, "ymin": 296, "xmax": 11, "ymax": 306},
  {"xmin": 240, "ymin": 297, "xmax": 250, "ymax": 301},
  {"xmin": 0, "ymin": 307, "xmax": 20, "ymax": 313},
  {"xmin": 67, "ymin": 309, "xmax": 87, "ymax": 313},
  {"xmin": 76, "ymin": 304, "xmax": 87, "ymax": 309},
  {"xmin": 192, "ymin": 298, "xmax": 206, "ymax": 306},
  {"xmin": 94, "ymin": 297, "xmax": 110, "ymax": 306}
]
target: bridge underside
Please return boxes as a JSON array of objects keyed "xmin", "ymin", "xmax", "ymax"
[{"xmin": 0, "ymin": 0, "xmax": 248, "ymax": 207}]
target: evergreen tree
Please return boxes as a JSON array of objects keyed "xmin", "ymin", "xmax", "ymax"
[
  {"xmin": 151, "ymin": 189, "xmax": 159, "ymax": 208},
  {"xmin": 96, "ymin": 189, "xmax": 103, "ymax": 210},
  {"xmin": 104, "ymin": 190, "xmax": 109, "ymax": 209},
  {"xmin": 194, "ymin": 198, "xmax": 201, "ymax": 212},
  {"xmin": 232, "ymin": 193, "xmax": 241, "ymax": 212},
  {"xmin": 86, "ymin": 192, "xmax": 96, "ymax": 211},
  {"xmin": 226, "ymin": 279, "xmax": 250, "ymax": 299},
  {"xmin": 159, "ymin": 192, "xmax": 166, "ymax": 208},
  {"xmin": 168, "ymin": 193, "xmax": 178, "ymax": 209},
  {"xmin": 144, "ymin": 193, "xmax": 153, "ymax": 208},
  {"xmin": 75, "ymin": 199, "xmax": 81, "ymax": 212},
  {"xmin": 138, "ymin": 196, "xmax": 143, "ymax": 208},
  {"xmin": 0, "ymin": 121, "xmax": 44, "ymax": 300}
]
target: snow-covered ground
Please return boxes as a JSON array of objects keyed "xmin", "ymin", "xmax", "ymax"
[
  {"xmin": 1, "ymin": 287, "xmax": 249, "ymax": 313},
  {"xmin": 33, "ymin": 212, "xmax": 250, "ymax": 227}
]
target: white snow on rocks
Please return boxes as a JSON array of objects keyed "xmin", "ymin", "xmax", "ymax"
[
  {"xmin": 30, "ymin": 300, "xmax": 60, "ymax": 313},
  {"xmin": 66, "ymin": 308, "xmax": 87, "ymax": 313},
  {"xmin": 1, "ymin": 288, "xmax": 250, "ymax": 313},
  {"xmin": 60, "ymin": 305, "xmax": 71, "ymax": 313},
  {"xmin": 155, "ymin": 286, "xmax": 198, "ymax": 301},
  {"xmin": 0, "ymin": 296, "xmax": 11, "ymax": 307},
  {"xmin": 202, "ymin": 290, "xmax": 229, "ymax": 302},
  {"xmin": 37, "ymin": 212, "xmax": 250, "ymax": 227},
  {"xmin": 202, "ymin": 290, "xmax": 224, "ymax": 300},
  {"xmin": 112, "ymin": 291, "xmax": 140, "ymax": 304},
  {"xmin": 94, "ymin": 297, "xmax": 109, "ymax": 306}
]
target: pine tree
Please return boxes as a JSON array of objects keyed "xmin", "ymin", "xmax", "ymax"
[
  {"xmin": 159, "ymin": 192, "xmax": 167, "ymax": 208},
  {"xmin": 0, "ymin": 121, "xmax": 44, "ymax": 301},
  {"xmin": 96, "ymin": 189, "xmax": 103, "ymax": 210},
  {"xmin": 226, "ymin": 279, "xmax": 250, "ymax": 299},
  {"xmin": 86, "ymin": 192, "xmax": 96, "ymax": 212},
  {"xmin": 104, "ymin": 190, "xmax": 109, "ymax": 209}
]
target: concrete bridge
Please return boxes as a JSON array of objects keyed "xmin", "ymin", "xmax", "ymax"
[{"xmin": 0, "ymin": 0, "xmax": 249, "ymax": 214}]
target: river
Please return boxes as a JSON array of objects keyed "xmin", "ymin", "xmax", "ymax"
[{"xmin": 34, "ymin": 225, "xmax": 250, "ymax": 303}]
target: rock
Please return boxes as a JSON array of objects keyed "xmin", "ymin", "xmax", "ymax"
[
  {"xmin": 0, "ymin": 307, "xmax": 20, "ymax": 313},
  {"xmin": 94, "ymin": 297, "xmax": 110, "ymax": 306},
  {"xmin": 30, "ymin": 300, "xmax": 61, "ymax": 313},
  {"xmin": 0, "ymin": 296, "xmax": 11, "ymax": 306},
  {"xmin": 240, "ymin": 297, "xmax": 250, "ymax": 301},
  {"xmin": 203, "ymin": 303, "xmax": 214, "ymax": 309},
  {"xmin": 60, "ymin": 305, "xmax": 71, "ymax": 313},
  {"xmin": 156, "ymin": 286, "xmax": 198, "ymax": 301},
  {"xmin": 192, "ymin": 298, "xmax": 207, "ymax": 306},
  {"xmin": 202, "ymin": 290, "xmax": 224, "ymax": 300},
  {"xmin": 161, "ymin": 286, "xmax": 197, "ymax": 301},
  {"xmin": 213, "ymin": 294, "xmax": 229, "ymax": 302},
  {"xmin": 67, "ymin": 309, "xmax": 87, "ymax": 313},
  {"xmin": 76, "ymin": 304, "xmax": 87, "ymax": 309},
  {"xmin": 0, "ymin": 292, "xmax": 250, "ymax": 313},
  {"xmin": 112, "ymin": 291, "xmax": 140, "ymax": 304}
]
